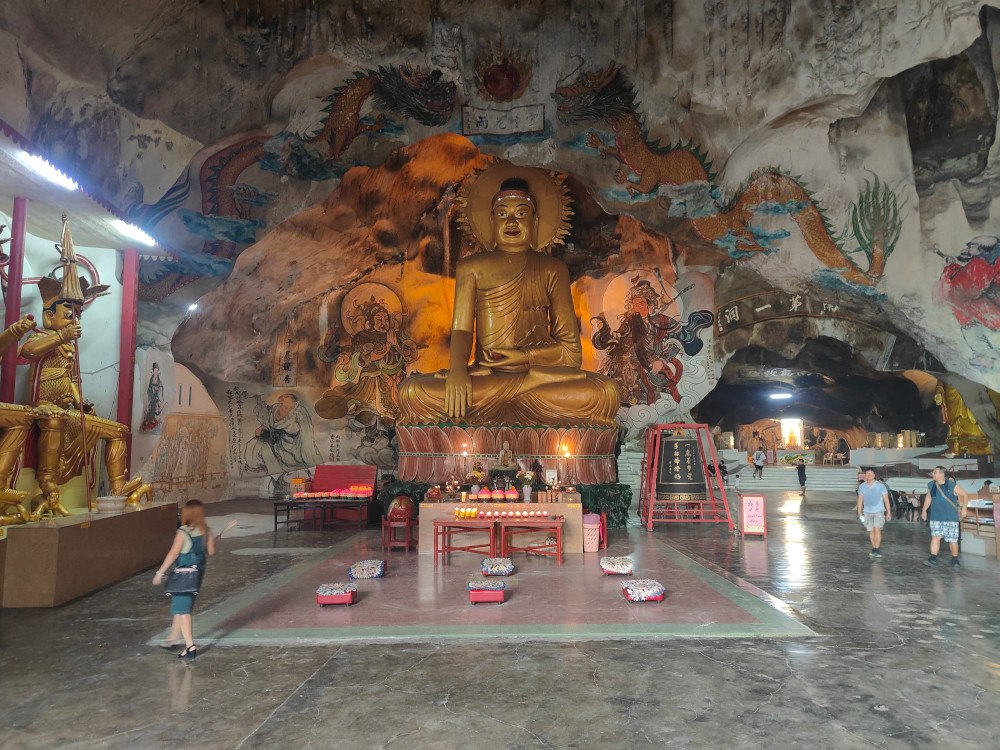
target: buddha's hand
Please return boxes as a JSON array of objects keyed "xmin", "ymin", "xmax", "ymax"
[
  {"xmin": 444, "ymin": 369, "xmax": 473, "ymax": 419},
  {"xmin": 479, "ymin": 348, "xmax": 528, "ymax": 368}
]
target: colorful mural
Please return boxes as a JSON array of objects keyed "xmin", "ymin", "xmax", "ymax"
[
  {"xmin": 590, "ymin": 272, "xmax": 713, "ymax": 406},
  {"xmin": 553, "ymin": 64, "xmax": 902, "ymax": 287},
  {"xmin": 148, "ymin": 414, "xmax": 228, "ymax": 502},
  {"xmin": 128, "ymin": 64, "xmax": 458, "ymax": 299},
  {"xmin": 314, "ymin": 282, "xmax": 417, "ymax": 423},
  {"xmin": 935, "ymin": 235, "xmax": 1000, "ymax": 331}
]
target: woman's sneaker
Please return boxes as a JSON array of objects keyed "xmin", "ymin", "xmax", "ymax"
[
  {"xmin": 924, "ymin": 555, "xmax": 939, "ymax": 567},
  {"xmin": 951, "ymin": 557, "xmax": 961, "ymax": 568}
]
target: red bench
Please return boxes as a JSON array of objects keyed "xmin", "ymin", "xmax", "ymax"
[{"xmin": 274, "ymin": 465, "xmax": 378, "ymax": 531}]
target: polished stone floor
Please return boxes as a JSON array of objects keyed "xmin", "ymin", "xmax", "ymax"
[{"xmin": 2, "ymin": 490, "xmax": 998, "ymax": 749}]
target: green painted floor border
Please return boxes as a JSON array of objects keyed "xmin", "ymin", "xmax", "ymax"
[{"xmin": 150, "ymin": 530, "xmax": 816, "ymax": 646}]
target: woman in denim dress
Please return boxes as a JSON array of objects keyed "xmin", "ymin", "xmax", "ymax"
[{"xmin": 153, "ymin": 500, "xmax": 236, "ymax": 659}]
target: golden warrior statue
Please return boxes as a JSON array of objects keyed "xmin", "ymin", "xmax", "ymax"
[
  {"xmin": 0, "ymin": 314, "xmax": 39, "ymax": 524},
  {"xmin": 398, "ymin": 164, "xmax": 619, "ymax": 427},
  {"xmin": 19, "ymin": 216, "xmax": 150, "ymax": 516}
]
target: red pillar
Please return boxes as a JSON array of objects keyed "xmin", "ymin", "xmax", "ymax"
[
  {"xmin": 1, "ymin": 197, "xmax": 28, "ymax": 403},
  {"xmin": 117, "ymin": 247, "xmax": 139, "ymax": 463}
]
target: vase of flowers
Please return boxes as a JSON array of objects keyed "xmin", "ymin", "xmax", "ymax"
[
  {"xmin": 516, "ymin": 470, "xmax": 534, "ymax": 503},
  {"xmin": 466, "ymin": 461, "xmax": 486, "ymax": 496}
]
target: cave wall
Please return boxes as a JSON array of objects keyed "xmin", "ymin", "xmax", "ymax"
[{"xmin": 0, "ymin": 1, "xmax": 998, "ymax": 494}]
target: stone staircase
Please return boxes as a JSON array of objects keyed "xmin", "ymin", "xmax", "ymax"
[
  {"xmin": 617, "ymin": 449, "xmax": 862, "ymax": 496},
  {"xmin": 729, "ymin": 464, "xmax": 861, "ymax": 493}
]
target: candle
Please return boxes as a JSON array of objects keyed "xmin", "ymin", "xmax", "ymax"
[{"xmin": 460, "ymin": 491, "xmax": 468, "ymax": 502}]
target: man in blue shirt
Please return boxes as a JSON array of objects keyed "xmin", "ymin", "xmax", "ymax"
[
  {"xmin": 856, "ymin": 469, "xmax": 891, "ymax": 559},
  {"xmin": 921, "ymin": 465, "xmax": 969, "ymax": 568}
]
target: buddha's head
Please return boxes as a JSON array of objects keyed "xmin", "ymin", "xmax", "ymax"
[{"xmin": 491, "ymin": 178, "xmax": 538, "ymax": 252}]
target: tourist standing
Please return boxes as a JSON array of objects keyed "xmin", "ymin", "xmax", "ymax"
[
  {"xmin": 856, "ymin": 469, "xmax": 891, "ymax": 559},
  {"xmin": 921, "ymin": 466, "xmax": 969, "ymax": 568},
  {"xmin": 153, "ymin": 500, "xmax": 236, "ymax": 659},
  {"xmin": 752, "ymin": 447, "xmax": 766, "ymax": 479},
  {"xmin": 796, "ymin": 458, "xmax": 807, "ymax": 494}
]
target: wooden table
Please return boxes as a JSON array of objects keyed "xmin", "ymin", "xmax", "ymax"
[
  {"xmin": 418, "ymin": 502, "xmax": 583, "ymax": 554},
  {"xmin": 432, "ymin": 519, "xmax": 497, "ymax": 565},
  {"xmin": 499, "ymin": 518, "xmax": 565, "ymax": 564},
  {"xmin": 273, "ymin": 499, "xmax": 369, "ymax": 532}
]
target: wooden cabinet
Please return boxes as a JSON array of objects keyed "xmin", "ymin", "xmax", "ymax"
[{"xmin": 962, "ymin": 496, "xmax": 996, "ymax": 536}]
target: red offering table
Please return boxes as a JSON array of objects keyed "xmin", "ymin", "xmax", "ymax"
[
  {"xmin": 419, "ymin": 503, "xmax": 583, "ymax": 553},
  {"xmin": 499, "ymin": 517, "xmax": 565, "ymax": 564},
  {"xmin": 433, "ymin": 519, "xmax": 497, "ymax": 565}
]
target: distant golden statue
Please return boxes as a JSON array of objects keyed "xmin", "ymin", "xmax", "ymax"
[
  {"xmin": 397, "ymin": 164, "xmax": 619, "ymax": 427},
  {"xmin": 934, "ymin": 381, "xmax": 991, "ymax": 455}
]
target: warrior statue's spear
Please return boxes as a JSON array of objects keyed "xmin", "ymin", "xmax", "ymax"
[
  {"xmin": 55, "ymin": 216, "xmax": 94, "ymax": 511},
  {"xmin": 55, "ymin": 216, "xmax": 110, "ymax": 511}
]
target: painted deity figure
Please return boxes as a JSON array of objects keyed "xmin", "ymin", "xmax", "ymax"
[
  {"xmin": 244, "ymin": 393, "xmax": 323, "ymax": 475},
  {"xmin": 141, "ymin": 362, "xmax": 165, "ymax": 431},
  {"xmin": 315, "ymin": 293, "xmax": 416, "ymax": 422},
  {"xmin": 397, "ymin": 165, "xmax": 619, "ymax": 427},
  {"xmin": 0, "ymin": 314, "xmax": 41, "ymax": 524},
  {"xmin": 936, "ymin": 235, "xmax": 1000, "ymax": 331},
  {"xmin": 591, "ymin": 278, "xmax": 712, "ymax": 406},
  {"xmin": 19, "ymin": 218, "xmax": 149, "ymax": 516}
]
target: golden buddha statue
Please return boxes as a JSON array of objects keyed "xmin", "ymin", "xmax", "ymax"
[
  {"xmin": 397, "ymin": 164, "xmax": 619, "ymax": 427},
  {"xmin": 934, "ymin": 381, "xmax": 991, "ymax": 455},
  {"xmin": 19, "ymin": 216, "xmax": 151, "ymax": 517},
  {"xmin": 0, "ymin": 314, "xmax": 41, "ymax": 525}
]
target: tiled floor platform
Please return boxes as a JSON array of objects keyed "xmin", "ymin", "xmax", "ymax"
[{"xmin": 179, "ymin": 525, "xmax": 812, "ymax": 644}]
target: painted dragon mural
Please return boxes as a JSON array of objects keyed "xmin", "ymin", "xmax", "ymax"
[
  {"xmin": 553, "ymin": 64, "xmax": 902, "ymax": 288},
  {"xmin": 128, "ymin": 64, "xmax": 457, "ymax": 298}
]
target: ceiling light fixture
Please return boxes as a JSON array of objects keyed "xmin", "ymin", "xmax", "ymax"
[
  {"xmin": 17, "ymin": 151, "xmax": 79, "ymax": 191},
  {"xmin": 187, "ymin": 303, "xmax": 199, "ymax": 312},
  {"xmin": 111, "ymin": 219, "xmax": 156, "ymax": 247},
  {"xmin": 769, "ymin": 393, "xmax": 793, "ymax": 400}
]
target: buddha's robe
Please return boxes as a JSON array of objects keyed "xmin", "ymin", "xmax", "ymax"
[{"xmin": 398, "ymin": 251, "xmax": 619, "ymax": 427}]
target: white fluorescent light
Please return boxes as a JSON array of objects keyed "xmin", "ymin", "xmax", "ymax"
[
  {"xmin": 769, "ymin": 393, "xmax": 793, "ymax": 400},
  {"xmin": 17, "ymin": 151, "xmax": 79, "ymax": 191},
  {"xmin": 111, "ymin": 219, "xmax": 156, "ymax": 247},
  {"xmin": 187, "ymin": 303, "xmax": 198, "ymax": 312}
]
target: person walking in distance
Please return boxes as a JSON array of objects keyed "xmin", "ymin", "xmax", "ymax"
[
  {"xmin": 922, "ymin": 465, "xmax": 969, "ymax": 568},
  {"xmin": 752, "ymin": 447, "xmax": 766, "ymax": 479},
  {"xmin": 857, "ymin": 469, "xmax": 891, "ymax": 559},
  {"xmin": 796, "ymin": 458, "xmax": 807, "ymax": 494}
]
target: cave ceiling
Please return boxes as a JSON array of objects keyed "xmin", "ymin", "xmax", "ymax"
[{"xmin": 0, "ymin": 0, "xmax": 998, "ymax": 444}]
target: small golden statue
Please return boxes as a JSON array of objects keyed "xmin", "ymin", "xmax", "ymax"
[
  {"xmin": 0, "ymin": 314, "xmax": 40, "ymax": 525},
  {"xmin": 19, "ymin": 216, "xmax": 151, "ymax": 516},
  {"xmin": 398, "ymin": 164, "xmax": 619, "ymax": 426}
]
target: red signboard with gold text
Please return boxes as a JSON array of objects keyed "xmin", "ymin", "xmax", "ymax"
[{"xmin": 740, "ymin": 494, "xmax": 767, "ymax": 537}]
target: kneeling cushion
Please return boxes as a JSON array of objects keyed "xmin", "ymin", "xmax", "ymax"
[
  {"xmin": 622, "ymin": 579, "xmax": 665, "ymax": 602},
  {"xmin": 600, "ymin": 556, "xmax": 633, "ymax": 575},
  {"xmin": 481, "ymin": 557, "xmax": 515, "ymax": 576},
  {"xmin": 348, "ymin": 559, "xmax": 387, "ymax": 579},
  {"xmin": 467, "ymin": 577, "xmax": 506, "ymax": 591}
]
